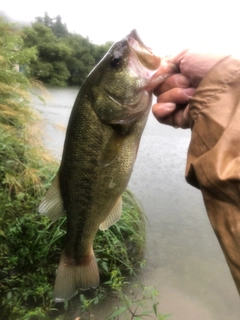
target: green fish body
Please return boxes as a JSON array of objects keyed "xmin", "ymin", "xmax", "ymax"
[{"xmin": 39, "ymin": 30, "xmax": 175, "ymax": 301}]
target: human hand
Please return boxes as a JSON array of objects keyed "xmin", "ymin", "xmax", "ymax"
[{"xmin": 153, "ymin": 50, "xmax": 226, "ymax": 128}]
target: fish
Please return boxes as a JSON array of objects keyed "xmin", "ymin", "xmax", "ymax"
[{"xmin": 38, "ymin": 29, "xmax": 176, "ymax": 302}]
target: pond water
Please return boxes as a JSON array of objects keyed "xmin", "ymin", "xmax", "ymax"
[{"xmin": 32, "ymin": 87, "xmax": 240, "ymax": 319}]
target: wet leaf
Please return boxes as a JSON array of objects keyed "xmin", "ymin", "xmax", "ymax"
[
  {"xmin": 109, "ymin": 306, "xmax": 127, "ymax": 318},
  {"xmin": 153, "ymin": 302, "xmax": 159, "ymax": 316}
]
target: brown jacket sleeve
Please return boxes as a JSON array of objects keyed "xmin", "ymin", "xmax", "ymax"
[{"xmin": 186, "ymin": 56, "xmax": 240, "ymax": 295}]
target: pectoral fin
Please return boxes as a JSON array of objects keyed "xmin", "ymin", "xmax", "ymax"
[
  {"xmin": 99, "ymin": 196, "xmax": 122, "ymax": 230},
  {"xmin": 38, "ymin": 173, "xmax": 65, "ymax": 221},
  {"xmin": 100, "ymin": 131, "xmax": 125, "ymax": 167}
]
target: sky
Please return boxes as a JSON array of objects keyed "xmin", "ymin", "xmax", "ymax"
[{"xmin": 1, "ymin": 0, "xmax": 240, "ymax": 57}]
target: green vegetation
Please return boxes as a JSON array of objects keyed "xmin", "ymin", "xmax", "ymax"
[
  {"xmin": 0, "ymin": 16, "xmax": 170, "ymax": 320},
  {"xmin": 22, "ymin": 12, "xmax": 113, "ymax": 86},
  {"xmin": 0, "ymin": 16, "xmax": 58, "ymax": 318}
]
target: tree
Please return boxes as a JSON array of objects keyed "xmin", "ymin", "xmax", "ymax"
[
  {"xmin": 22, "ymin": 13, "xmax": 112, "ymax": 86},
  {"xmin": 51, "ymin": 15, "xmax": 68, "ymax": 38},
  {"xmin": 36, "ymin": 12, "xmax": 68, "ymax": 38},
  {"xmin": 23, "ymin": 22, "xmax": 71, "ymax": 85},
  {"xmin": 35, "ymin": 11, "xmax": 53, "ymax": 28},
  {"xmin": 93, "ymin": 41, "xmax": 113, "ymax": 64},
  {"xmin": 63, "ymin": 33, "xmax": 96, "ymax": 85}
]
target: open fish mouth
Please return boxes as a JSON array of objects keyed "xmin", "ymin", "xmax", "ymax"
[
  {"xmin": 125, "ymin": 30, "xmax": 178, "ymax": 92},
  {"xmin": 126, "ymin": 29, "xmax": 161, "ymax": 70}
]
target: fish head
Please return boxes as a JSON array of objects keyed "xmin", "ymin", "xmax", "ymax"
[{"xmin": 88, "ymin": 30, "xmax": 176, "ymax": 124}]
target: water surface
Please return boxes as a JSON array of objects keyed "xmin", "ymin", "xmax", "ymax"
[{"xmin": 33, "ymin": 87, "xmax": 240, "ymax": 319}]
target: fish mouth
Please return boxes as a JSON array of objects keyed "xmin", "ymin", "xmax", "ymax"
[
  {"xmin": 125, "ymin": 30, "xmax": 177, "ymax": 91},
  {"xmin": 126, "ymin": 29, "xmax": 161, "ymax": 71}
]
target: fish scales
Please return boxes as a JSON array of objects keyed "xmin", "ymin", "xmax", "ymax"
[
  {"xmin": 38, "ymin": 29, "xmax": 176, "ymax": 302},
  {"xmin": 59, "ymin": 97, "xmax": 140, "ymax": 255}
]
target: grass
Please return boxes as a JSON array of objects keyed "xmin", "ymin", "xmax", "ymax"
[
  {"xmin": 0, "ymin": 181, "xmax": 147, "ymax": 319},
  {"xmin": 0, "ymin": 17, "xmax": 170, "ymax": 320},
  {"xmin": 0, "ymin": 86, "xmax": 168, "ymax": 318},
  {"xmin": 0, "ymin": 75, "xmax": 149, "ymax": 318}
]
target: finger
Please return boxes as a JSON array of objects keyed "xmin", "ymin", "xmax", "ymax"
[
  {"xmin": 152, "ymin": 102, "xmax": 176, "ymax": 119},
  {"xmin": 172, "ymin": 105, "xmax": 190, "ymax": 129},
  {"xmin": 154, "ymin": 74, "xmax": 191, "ymax": 96},
  {"xmin": 167, "ymin": 49, "xmax": 189, "ymax": 65},
  {"xmin": 152, "ymin": 103, "xmax": 190, "ymax": 129},
  {"xmin": 157, "ymin": 87, "xmax": 196, "ymax": 104}
]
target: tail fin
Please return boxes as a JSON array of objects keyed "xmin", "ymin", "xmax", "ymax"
[{"xmin": 54, "ymin": 250, "xmax": 99, "ymax": 302}]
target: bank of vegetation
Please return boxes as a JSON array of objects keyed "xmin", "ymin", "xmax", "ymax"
[{"xmin": 0, "ymin": 16, "xmax": 170, "ymax": 319}]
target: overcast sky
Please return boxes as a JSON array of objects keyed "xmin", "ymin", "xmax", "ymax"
[{"xmin": 1, "ymin": 0, "xmax": 239, "ymax": 56}]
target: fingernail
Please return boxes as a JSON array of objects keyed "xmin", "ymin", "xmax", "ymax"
[
  {"xmin": 175, "ymin": 75, "xmax": 190, "ymax": 87},
  {"xmin": 164, "ymin": 102, "xmax": 176, "ymax": 110},
  {"xmin": 182, "ymin": 87, "xmax": 196, "ymax": 98}
]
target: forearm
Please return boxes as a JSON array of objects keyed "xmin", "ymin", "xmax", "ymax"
[{"xmin": 186, "ymin": 56, "xmax": 240, "ymax": 294}]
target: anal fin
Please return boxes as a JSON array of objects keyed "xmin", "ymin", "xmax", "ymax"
[
  {"xmin": 99, "ymin": 196, "xmax": 122, "ymax": 230},
  {"xmin": 38, "ymin": 173, "xmax": 65, "ymax": 221}
]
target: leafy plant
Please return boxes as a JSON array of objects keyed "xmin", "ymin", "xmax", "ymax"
[
  {"xmin": 0, "ymin": 17, "xmax": 170, "ymax": 320},
  {"xmin": 0, "ymin": 17, "xmax": 58, "ymax": 319},
  {"xmin": 0, "ymin": 189, "xmax": 148, "ymax": 319},
  {"xmin": 73, "ymin": 268, "xmax": 172, "ymax": 320}
]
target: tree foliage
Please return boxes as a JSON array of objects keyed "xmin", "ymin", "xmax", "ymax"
[
  {"xmin": 22, "ymin": 12, "xmax": 112, "ymax": 86},
  {"xmin": 35, "ymin": 12, "xmax": 68, "ymax": 38}
]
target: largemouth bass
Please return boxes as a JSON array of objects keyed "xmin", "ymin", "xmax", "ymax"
[{"xmin": 39, "ymin": 30, "xmax": 175, "ymax": 302}]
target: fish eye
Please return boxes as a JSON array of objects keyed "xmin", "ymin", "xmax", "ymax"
[
  {"xmin": 111, "ymin": 57, "xmax": 122, "ymax": 67},
  {"xmin": 110, "ymin": 51, "xmax": 123, "ymax": 67}
]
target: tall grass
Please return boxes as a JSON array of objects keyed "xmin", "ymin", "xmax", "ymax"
[
  {"xmin": 0, "ymin": 17, "xmax": 147, "ymax": 320},
  {"xmin": 0, "ymin": 17, "xmax": 169, "ymax": 320}
]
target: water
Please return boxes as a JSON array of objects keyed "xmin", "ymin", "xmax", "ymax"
[{"xmin": 32, "ymin": 87, "xmax": 240, "ymax": 319}]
